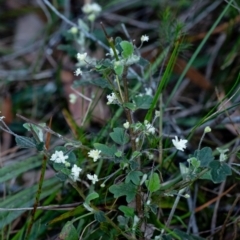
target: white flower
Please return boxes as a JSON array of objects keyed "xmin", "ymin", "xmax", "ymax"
[
  {"xmin": 141, "ymin": 35, "xmax": 149, "ymax": 42},
  {"xmin": 172, "ymin": 136, "xmax": 188, "ymax": 151},
  {"xmin": 144, "ymin": 121, "xmax": 155, "ymax": 135},
  {"xmin": 50, "ymin": 150, "xmax": 68, "ymax": 164},
  {"xmin": 88, "ymin": 149, "xmax": 101, "ymax": 162},
  {"xmin": 82, "ymin": 3, "xmax": 102, "ymax": 14},
  {"xmin": 70, "ymin": 164, "xmax": 82, "ymax": 181},
  {"xmin": 87, "ymin": 173, "xmax": 99, "ymax": 184},
  {"xmin": 106, "ymin": 93, "xmax": 118, "ymax": 105},
  {"xmin": 77, "ymin": 52, "xmax": 87, "ymax": 61},
  {"xmin": 69, "ymin": 93, "xmax": 77, "ymax": 104},
  {"xmin": 145, "ymin": 87, "xmax": 153, "ymax": 96},
  {"xmin": 74, "ymin": 68, "xmax": 82, "ymax": 76},
  {"xmin": 123, "ymin": 121, "xmax": 130, "ymax": 129}
]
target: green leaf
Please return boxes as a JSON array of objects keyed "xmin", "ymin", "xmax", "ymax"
[
  {"xmin": 120, "ymin": 41, "xmax": 134, "ymax": 59},
  {"xmin": 145, "ymin": 173, "xmax": 161, "ymax": 193},
  {"xmin": 149, "ymin": 204, "xmax": 158, "ymax": 214},
  {"xmin": 209, "ymin": 161, "xmax": 232, "ymax": 183},
  {"xmin": 85, "ymin": 191, "xmax": 99, "ymax": 205},
  {"xmin": 199, "ymin": 170, "xmax": 212, "ymax": 180},
  {"xmin": 59, "ymin": 221, "xmax": 78, "ymax": 240},
  {"xmin": 194, "ymin": 147, "xmax": 214, "ymax": 167},
  {"xmin": 133, "ymin": 95, "xmax": 153, "ymax": 109},
  {"xmin": 109, "ymin": 182, "xmax": 137, "ymax": 203},
  {"xmin": 117, "ymin": 215, "xmax": 128, "ymax": 227},
  {"xmin": 138, "ymin": 57, "xmax": 150, "ymax": 68},
  {"xmin": 110, "ymin": 128, "xmax": 129, "ymax": 145},
  {"xmin": 55, "ymin": 172, "xmax": 68, "ymax": 182},
  {"xmin": 94, "ymin": 143, "xmax": 117, "ymax": 157},
  {"xmin": 119, "ymin": 206, "xmax": 134, "ymax": 218},
  {"xmin": 94, "ymin": 211, "xmax": 106, "ymax": 222},
  {"xmin": 114, "ymin": 63, "xmax": 124, "ymax": 76},
  {"xmin": 115, "ymin": 36, "xmax": 123, "ymax": 52},
  {"xmin": 23, "ymin": 123, "xmax": 46, "ymax": 142},
  {"xmin": 53, "ymin": 162, "xmax": 65, "ymax": 171},
  {"xmin": 126, "ymin": 171, "xmax": 143, "ymax": 185},
  {"xmin": 188, "ymin": 157, "xmax": 200, "ymax": 169},
  {"xmin": 115, "ymin": 150, "xmax": 122, "ymax": 157},
  {"xmin": 129, "ymin": 160, "xmax": 139, "ymax": 171},
  {"xmin": 131, "ymin": 151, "xmax": 142, "ymax": 159},
  {"xmin": 15, "ymin": 136, "xmax": 36, "ymax": 149},
  {"xmin": 36, "ymin": 142, "xmax": 45, "ymax": 151},
  {"xmin": 67, "ymin": 152, "xmax": 77, "ymax": 165},
  {"xmin": 123, "ymin": 102, "xmax": 136, "ymax": 111},
  {"xmin": 61, "ymin": 167, "xmax": 71, "ymax": 176}
]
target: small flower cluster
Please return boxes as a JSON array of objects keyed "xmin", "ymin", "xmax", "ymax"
[
  {"xmin": 88, "ymin": 149, "xmax": 101, "ymax": 162},
  {"xmin": 50, "ymin": 150, "xmax": 99, "ymax": 184},
  {"xmin": 144, "ymin": 120, "xmax": 155, "ymax": 135},
  {"xmin": 141, "ymin": 35, "xmax": 149, "ymax": 42},
  {"xmin": 74, "ymin": 68, "xmax": 82, "ymax": 76},
  {"xmin": 82, "ymin": 2, "xmax": 102, "ymax": 22},
  {"xmin": 106, "ymin": 92, "xmax": 119, "ymax": 105},
  {"xmin": 50, "ymin": 150, "xmax": 82, "ymax": 181},
  {"xmin": 50, "ymin": 150, "xmax": 69, "ymax": 164}
]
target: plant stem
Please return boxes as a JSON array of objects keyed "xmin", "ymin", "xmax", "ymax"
[
  {"xmin": 122, "ymin": 66, "xmax": 143, "ymax": 219},
  {"xmin": 26, "ymin": 119, "xmax": 52, "ymax": 239}
]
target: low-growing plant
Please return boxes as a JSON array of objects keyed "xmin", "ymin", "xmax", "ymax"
[{"xmin": 1, "ymin": 1, "xmax": 239, "ymax": 239}]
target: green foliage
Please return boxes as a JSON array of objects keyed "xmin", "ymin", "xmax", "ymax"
[
  {"xmin": 145, "ymin": 173, "xmax": 161, "ymax": 193},
  {"xmin": 59, "ymin": 221, "xmax": 78, "ymax": 240},
  {"xmin": 114, "ymin": 62, "xmax": 124, "ymax": 76},
  {"xmin": 119, "ymin": 205, "xmax": 135, "ymax": 217},
  {"xmin": 85, "ymin": 191, "xmax": 99, "ymax": 205},
  {"xmin": 125, "ymin": 171, "xmax": 143, "ymax": 185},
  {"xmin": 109, "ymin": 182, "xmax": 137, "ymax": 203},
  {"xmin": 120, "ymin": 41, "xmax": 134, "ymax": 59},
  {"xmin": 209, "ymin": 161, "xmax": 232, "ymax": 183},
  {"xmin": 194, "ymin": 147, "xmax": 214, "ymax": 167},
  {"xmin": 15, "ymin": 136, "xmax": 37, "ymax": 149},
  {"xmin": 1, "ymin": 0, "xmax": 238, "ymax": 239},
  {"xmin": 94, "ymin": 211, "xmax": 106, "ymax": 222},
  {"xmin": 94, "ymin": 143, "xmax": 117, "ymax": 156},
  {"xmin": 133, "ymin": 95, "xmax": 153, "ymax": 109},
  {"xmin": 109, "ymin": 127, "xmax": 130, "ymax": 145}
]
